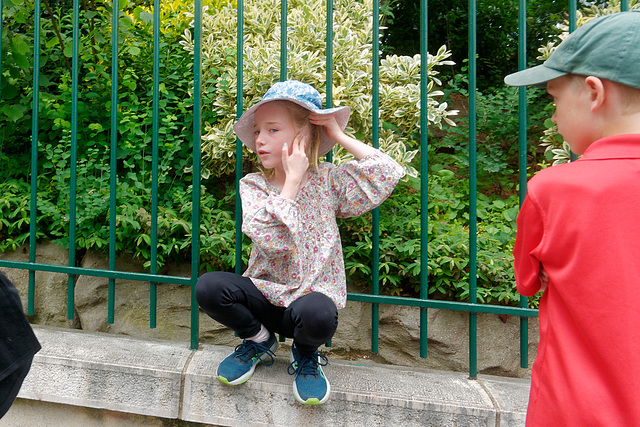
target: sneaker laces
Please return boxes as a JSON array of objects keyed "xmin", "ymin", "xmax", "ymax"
[
  {"xmin": 234, "ymin": 339, "xmax": 276, "ymax": 366},
  {"xmin": 288, "ymin": 351, "xmax": 329, "ymax": 378}
]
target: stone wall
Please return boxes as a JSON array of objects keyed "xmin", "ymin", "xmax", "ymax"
[{"xmin": 0, "ymin": 242, "xmax": 537, "ymax": 378}]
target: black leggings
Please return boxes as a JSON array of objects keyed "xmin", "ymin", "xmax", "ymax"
[{"xmin": 195, "ymin": 271, "xmax": 338, "ymax": 354}]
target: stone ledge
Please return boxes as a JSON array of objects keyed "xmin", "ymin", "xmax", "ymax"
[{"xmin": 17, "ymin": 326, "xmax": 530, "ymax": 426}]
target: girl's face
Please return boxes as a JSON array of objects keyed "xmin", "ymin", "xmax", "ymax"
[{"xmin": 253, "ymin": 102, "xmax": 299, "ymax": 170}]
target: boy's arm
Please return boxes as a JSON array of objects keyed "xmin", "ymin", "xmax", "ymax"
[{"xmin": 513, "ymin": 195, "xmax": 547, "ymax": 296}]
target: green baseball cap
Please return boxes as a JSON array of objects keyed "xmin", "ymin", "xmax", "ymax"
[{"xmin": 504, "ymin": 10, "xmax": 640, "ymax": 90}]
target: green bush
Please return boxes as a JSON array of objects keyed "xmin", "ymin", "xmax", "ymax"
[
  {"xmin": 0, "ymin": 0, "xmax": 239, "ymax": 269},
  {"xmin": 340, "ymin": 172, "xmax": 523, "ymax": 306},
  {"xmin": 0, "ymin": 0, "xmax": 535, "ymax": 307}
]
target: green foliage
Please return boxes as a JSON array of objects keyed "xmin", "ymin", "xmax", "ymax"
[
  {"xmin": 335, "ymin": 74, "xmax": 550, "ymax": 307},
  {"xmin": 437, "ymin": 71, "xmax": 549, "ymax": 192},
  {"xmin": 0, "ymin": 0, "xmax": 242, "ymax": 269},
  {"xmin": 181, "ymin": 0, "xmax": 458, "ymax": 179},
  {"xmin": 381, "ymin": 0, "xmax": 566, "ymax": 89},
  {"xmin": 340, "ymin": 174, "xmax": 524, "ymax": 306},
  {"xmin": 0, "ymin": 0, "xmax": 538, "ymax": 307}
]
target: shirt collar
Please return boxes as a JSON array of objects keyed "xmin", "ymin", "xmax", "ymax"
[{"xmin": 580, "ymin": 134, "xmax": 640, "ymax": 161}]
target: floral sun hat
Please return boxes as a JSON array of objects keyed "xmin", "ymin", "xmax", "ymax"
[{"xmin": 233, "ymin": 80, "xmax": 351, "ymax": 157}]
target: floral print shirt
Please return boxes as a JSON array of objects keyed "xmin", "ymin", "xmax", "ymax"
[{"xmin": 240, "ymin": 150, "xmax": 405, "ymax": 309}]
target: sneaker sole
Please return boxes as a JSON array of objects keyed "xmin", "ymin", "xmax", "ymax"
[
  {"xmin": 218, "ymin": 368, "xmax": 255, "ymax": 386},
  {"xmin": 217, "ymin": 338, "xmax": 278, "ymax": 386},
  {"xmin": 292, "ymin": 381, "xmax": 330, "ymax": 405}
]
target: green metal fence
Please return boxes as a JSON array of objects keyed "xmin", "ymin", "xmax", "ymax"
[{"xmin": 3, "ymin": 0, "xmax": 624, "ymax": 379}]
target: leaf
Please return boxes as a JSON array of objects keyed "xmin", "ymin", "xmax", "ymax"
[
  {"xmin": 46, "ymin": 37, "xmax": 59, "ymax": 49},
  {"xmin": 63, "ymin": 42, "xmax": 73, "ymax": 58},
  {"xmin": 9, "ymin": 34, "xmax": 30, "ymax": 55},
  {"xmin": 138, "ymin": 11, "xmax": 153, "ymax": 24},
  {"xmin": 1, "ymin": 104, "xmax": 26, "ymax": 122}
]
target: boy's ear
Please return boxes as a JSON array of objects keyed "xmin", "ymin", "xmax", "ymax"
[{"xmin": 585, "ymin": 76, "xmax": 605, "ymax": 112}]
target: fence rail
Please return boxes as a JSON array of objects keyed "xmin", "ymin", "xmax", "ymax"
[{"xmin": 3, "ymin": 0, "xmax": 622, "ymax": 379}]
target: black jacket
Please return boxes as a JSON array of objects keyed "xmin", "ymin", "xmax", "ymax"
[{"xmin": 0, "ymin": 271, "xmax": 41, "ymax": 418}]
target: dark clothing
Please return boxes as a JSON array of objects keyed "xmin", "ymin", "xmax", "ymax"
[
  {"xmin": 196, "ymin": 271, "xmax": 338, "ymax": 354},
  {"xmin": 0, "ymin": 271, "xmax": 41, "ymax": 418}
]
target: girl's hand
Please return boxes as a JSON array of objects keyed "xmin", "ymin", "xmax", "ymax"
[
  {"xmin": 310, "ymin": 112, "xmax": 376, "ymax": 160},
  {"xmin": 309, "ymin": 112, "xmax": 343, "ymax": 143},
  {"xmin": 282, "ymin": 133, "xmax": 309, "ymax": 184}
]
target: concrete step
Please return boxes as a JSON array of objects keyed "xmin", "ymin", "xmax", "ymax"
[{"xmin": 12, "ymin": 325, "xmax": 530, "ymax": 426}]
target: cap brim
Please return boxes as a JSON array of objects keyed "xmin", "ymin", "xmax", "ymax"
[
  {"xmin": 504, "ymin": 64, "xmax": 567, "ymax": 88},
  {"xmin": 234, "ymin": 99, "xmax": 350, "ymax": 157}
]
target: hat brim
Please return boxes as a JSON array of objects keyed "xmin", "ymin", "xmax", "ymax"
[
  {"xmin": 234, "ymin": 98, "xmax": 351, "ymax": 157},
  {"xmin": 504, "ymin": 64, "xmax": 568, "ymax": 88}
]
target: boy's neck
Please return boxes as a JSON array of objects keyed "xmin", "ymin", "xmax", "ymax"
[{"xmin": 599, "ymin": 111, "xmax": 640, "ymax": 139}]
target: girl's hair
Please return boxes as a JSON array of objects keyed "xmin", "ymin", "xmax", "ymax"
[{"xmin": 262, "ymin": 100, "xmax": 322, "ymax": 178}]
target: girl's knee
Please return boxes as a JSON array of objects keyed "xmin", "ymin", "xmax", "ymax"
[
  {"xmin": 195, "ymin": 271, "xmax": 226, "ymax": 307},
  {"xmin": 296, "ymin": 292, "xmax": 338, "ymax": 333}
]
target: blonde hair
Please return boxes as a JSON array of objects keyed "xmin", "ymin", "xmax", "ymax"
[{"xmin": 262, "ymin": 100, "xmax": 322, "ymax": 178}]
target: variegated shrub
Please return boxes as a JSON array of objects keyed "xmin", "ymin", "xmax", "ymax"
[{"xmin": 181, "ymin": 0, "xmax": 458, "ymax": 178}]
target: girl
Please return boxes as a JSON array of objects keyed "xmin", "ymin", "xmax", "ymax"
[{"xmin": 195, "ymin": 80, "xmax": 404, "ymax": 405}]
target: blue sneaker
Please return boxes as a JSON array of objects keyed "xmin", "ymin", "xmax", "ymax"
[
  {"xmin": 287, "ymin": 346, "xmax": 330, "ymax": 405},
  {"xmin": 217, "ymin": 334, "xmax": 277, "ymax": 385}
]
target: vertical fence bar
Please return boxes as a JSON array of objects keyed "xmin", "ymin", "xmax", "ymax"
[
  {"xmin": 467, "ymin": 0, "xmax": 478, "ymax": 380},
  {"xmin": 419, "ymin": 0, "xmax": 429, "ymax": 358},
  {"xmin": 149, "ymin": 0, "xmax": 161, "ymax": 329},
  {"xmin": 370, "ymin": 0, "xmax": 381, "ymax": 354},
  {"xmin": 325, "ymin": 0, "xmax": 333, "ymax": 109},
  {"xmin": 235, "ymin": 0, "xmax": 244, "ymax": 275},
  {"xmin": 323, "ymin": 0, "xmax": 335, "ymax": 347},
  {"xmin": 280, "ymin": 0, "xmax": 287, "ymax": 80},
  {"xmin": 325, "ymin": 0, "xmax": 334, "ymax": 163},
  {"xmin": 0, "ymin": 0, "xmax": 3, "ymax": 105},
  {"xmin": 568, "ymin": 0, "xmax": 577, "ymax": 31},
  {"xmin": 28, "ymin": 0, "xmax": 42, "ymax": 316},
  {"xmin": 568, "ymin": 0, "xmax": 578, "ymax": 162},
  {"xmin": 67, "ymin": 0, "xmax": 80, "ymax": 319},
  {"xmin": 190, "ymin": 0, "xmax": 203, "ymax": 350},
  {"xmin": 517, "ymin": 0, "xmax": 529, "ymax": 369},
  {"xmin": 108, "ymin": 0, "xmax": 120, "ymax": 324},
  {"xmin": 621, "ymin": 0, "xmax": 629, "ymax": 11}
]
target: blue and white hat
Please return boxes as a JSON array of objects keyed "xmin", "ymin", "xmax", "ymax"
[{"xmin": 234, "ymin": 80, "xmax": 351, "ymax": 157}]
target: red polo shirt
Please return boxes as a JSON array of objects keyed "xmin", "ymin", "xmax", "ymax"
[{"xmin": 514, "ymin": 134, "xmax": 640, "ymax": 426}]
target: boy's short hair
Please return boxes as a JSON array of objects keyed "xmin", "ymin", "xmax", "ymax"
[
  {"xmin": 504, "ymin": 11, "xmax": 640, "ymax": 90},
  {"xmin": 619, "ymin": 84, "xmax": 640, "ymax": 114}
]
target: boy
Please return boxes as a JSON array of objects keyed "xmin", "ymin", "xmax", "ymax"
[{"xmin": 504, "ymin": 10, "xmax": 640, "ymax": 426}]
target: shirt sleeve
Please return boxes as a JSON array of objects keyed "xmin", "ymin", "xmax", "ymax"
[
  {"xmin": 513, "ymin": 192, "xmax": 546, "ymax": 296},
  {"xmin": 239, "ymin": 176, "xmax": 303, "ymax": 257},
  {"xmin": 330, "ymin": 150, "xmax": 405, "ymax": 218}
]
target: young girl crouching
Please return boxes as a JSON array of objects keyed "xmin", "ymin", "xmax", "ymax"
[{"xmin": 196, "ymin": 80, "xmax": 404, "ymax": 405}]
